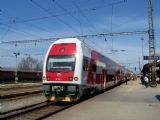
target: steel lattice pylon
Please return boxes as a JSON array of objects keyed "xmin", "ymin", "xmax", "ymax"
[{"xmin": 147, "ymin": 0, "xmax": 157, "ymax": 87}]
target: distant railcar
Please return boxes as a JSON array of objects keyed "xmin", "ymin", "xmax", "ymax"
[
  {"xmin": 42, "ymin": 38, "xmax": 129, "ymax": 102},
  {"xmin": 0, "ymin": 68, "xmax": 42, "ymax": 83}
]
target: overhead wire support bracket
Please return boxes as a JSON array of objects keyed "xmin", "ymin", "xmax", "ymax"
[{"xmin": 0, "ymin": 30, "xmax": 148, "ymax": 44}]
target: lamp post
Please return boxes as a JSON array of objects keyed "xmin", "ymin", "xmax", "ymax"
[
  {"xmin": 14, "ymin": 52, "xmax": 20, "ymax": 84},
  {"xmin": 141, "ymin": 37, "xmax": 144, "ymax": 66}
]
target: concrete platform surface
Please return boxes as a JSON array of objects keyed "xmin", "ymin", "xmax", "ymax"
[{"xmin": 45, "ymin": 79, "xmax": 160, "ymax": 120}]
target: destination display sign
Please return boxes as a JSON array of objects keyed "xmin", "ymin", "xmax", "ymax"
[{"xmin": 143, "ymin": 56, "xmax": 160, "ymax": 60}]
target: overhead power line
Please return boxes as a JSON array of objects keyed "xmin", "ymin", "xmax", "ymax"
[
  {"xmin": 0, "ymin": 23, "xmax": 41, "ymax": 38},
  {"xmin": 0, "ymin": 0, "xmax": 126, "ymax": 25},
  {"xmin": 0, "ymin": 10, "xmax": 43, "ymax": 38},
  {"xmin": 0, "ymin": 30, "xmax": 148, "ymax": 44},
  {"xmin": 30, "ymin": 0, "xmax": 80, "ymax": 35},
  {"xmin": 53, "ymin": 1, "xmax": 81, "ymax": 27},
  {"xmin": 0, "ymin": 9, "xmax": 64, "ymax": 38},
  {"xmin": 72, "ymin": 1, "xmax": 98, "ymax": 34}
]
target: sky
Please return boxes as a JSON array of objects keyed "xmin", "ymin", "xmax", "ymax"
[{"xmin": 0, "ymin": 0, "xmax": 160, "ymax": 73}]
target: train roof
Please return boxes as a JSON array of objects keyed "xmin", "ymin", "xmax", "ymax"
[
  {"xmin": 52, "ymin": 38, "xmax": 80, "ymax": 44},
  {"xmin": 51, "ymin": 38, "xmax": 122, "ymax": 68}
]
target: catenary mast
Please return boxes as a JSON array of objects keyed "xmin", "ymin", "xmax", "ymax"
[{"xmin": 147, "ymin": 0, "xmax": 157, "ymax": 87}]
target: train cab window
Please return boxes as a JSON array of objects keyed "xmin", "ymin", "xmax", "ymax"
[
  {"xmin": 47, "ymin": 55, "xmax": 75, "ymax": 72},
  {"xmin": 93, "ymin": 63, "xmax": 97, "ymax": 72},
  {"xmin": 83, "ymin": 58, "xmax": 88, "ymax": 71}
]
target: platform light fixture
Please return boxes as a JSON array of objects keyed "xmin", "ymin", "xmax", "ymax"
[{"xmin": 13, "ymin": 52, "xmax": 20, "ymax": 84}]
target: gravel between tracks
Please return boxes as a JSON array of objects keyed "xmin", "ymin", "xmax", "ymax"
[{"xmin": 0, "ymin": 93, "xmax": 47, "ymax": 113}]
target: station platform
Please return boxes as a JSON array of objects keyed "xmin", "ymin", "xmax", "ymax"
[{"xmin": 45, "ymin": 79, "xmax": 160, "ymax": 120}]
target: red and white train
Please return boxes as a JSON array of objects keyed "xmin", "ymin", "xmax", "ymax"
[{"xmin": 42, "ymin": 38, "xmax": 129, "ymax": 102}]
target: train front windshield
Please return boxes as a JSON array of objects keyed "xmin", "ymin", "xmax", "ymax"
[{"xmin": 47, "ymin": 55, "xmax": 75, "ymax": 72}]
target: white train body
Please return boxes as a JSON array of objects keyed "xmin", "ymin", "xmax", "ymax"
[{"xmin": 42, "ymin": 38, "xmax": 125, "ymax": 102}]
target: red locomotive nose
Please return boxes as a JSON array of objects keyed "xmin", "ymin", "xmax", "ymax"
[{"xmin": 46, "ymin": 43, "xmax": 76, "ymax": 82}]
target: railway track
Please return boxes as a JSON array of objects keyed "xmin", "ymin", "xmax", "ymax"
[
  {"xmin": 1, "ymin": 101, "xmax": 74, "ymax": 120},
  {"xmin": 0, "ymin": 83, "xmax": 121, "ymax": 120},
  {"xmin": 0, "ymin": 86, "xmax": 42, "ymax": 99},
  {"xmin": 0, "ymin": 85, "xmax": 45, "ymax": 119},
  {"xmin": 0, "ymin": 85, "xmax": 74, "ymax": 120}
]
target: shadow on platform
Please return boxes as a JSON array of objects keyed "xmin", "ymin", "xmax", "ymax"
[{"xmin": 155, "ymin": 95, "xmax": 160, "ymax": 102}]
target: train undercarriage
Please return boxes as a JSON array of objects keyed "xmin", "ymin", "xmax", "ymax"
[{"xmin": 43, "ymin": 84, "xmax": 81, "ymax": 102}]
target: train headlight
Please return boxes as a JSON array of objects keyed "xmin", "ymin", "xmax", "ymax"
[
  {"xmin": 47, "ymin": 77, "xmax": 50, "ymax": 81},
  {"xmin": 74, "ymin": 77, "xmax": 78, "ymax": 81},
  {"xmin": 68, "ymin": 77, "xmax": 73, "ymax": 81}
]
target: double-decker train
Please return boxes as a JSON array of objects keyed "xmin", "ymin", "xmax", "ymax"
[{"xmin": 42, "ymin": 38, "xmax": 130, "ymax": 102}]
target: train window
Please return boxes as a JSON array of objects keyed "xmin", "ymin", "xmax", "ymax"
[
  {"xmin": 116, "ymin": 70, "xmax": 120, "ymax": 74},
  {"xmin": 93, "ymin": 63, "xmax": 97, "ymax": 72},
  {"xmin": 83, "ymin": 59, "xmax": 88, "ymax": 71},
  {"xmin": 47, "ymin": 55, "xmax": 75, "ymax": 72}
]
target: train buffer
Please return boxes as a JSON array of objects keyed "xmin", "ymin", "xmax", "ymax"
[{"xmin": 45, "ymin": 79, "xmax": 160, "ymax": 120}]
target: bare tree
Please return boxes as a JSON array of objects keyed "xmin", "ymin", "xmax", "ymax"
[{"xmin": 18, "ymin": 56, "xmax": 42, "ymax": 71}]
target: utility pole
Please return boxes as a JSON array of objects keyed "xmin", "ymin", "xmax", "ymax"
[
  {"xmin": 147, "ymin": 0, "xmax": 157, "ymax": 87},
  {"xmin": 141, "ymin": 37, "xmax": 144, "ymax": 67},
  {"xmin": 14, "ymin": 52, "xmax": 20, "ymax": 84},
  {"xmin": 139, "ymin": 57, "xmax": 141, "ymax": 72}
]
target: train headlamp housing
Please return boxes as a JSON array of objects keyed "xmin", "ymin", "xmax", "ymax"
[
  {"xmin": 74, "ymin": 77, "xmax": 78, "ymax": 81},
  {"xmin": 47, "ymin": 77, "xmax": 50, "ymax": 81},
  {"xmin": 68, "ymin": 77, "xmax": 73, "ymax": 81}
]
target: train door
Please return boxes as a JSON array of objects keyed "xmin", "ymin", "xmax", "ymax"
[
  {"xmin": 82, "ymin": 57, "xmax": 89, "ymax": 84},
  {"xmin": 92, "ymin": 62, "xmax": 97, "ymax": 87},
  {"xmin": 87, "ymin": 60, "xmax": 94, "ymax": 85},
  {"xmin": 103, "ymin": 69, "xmax": 107, "ymax": 89}
]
